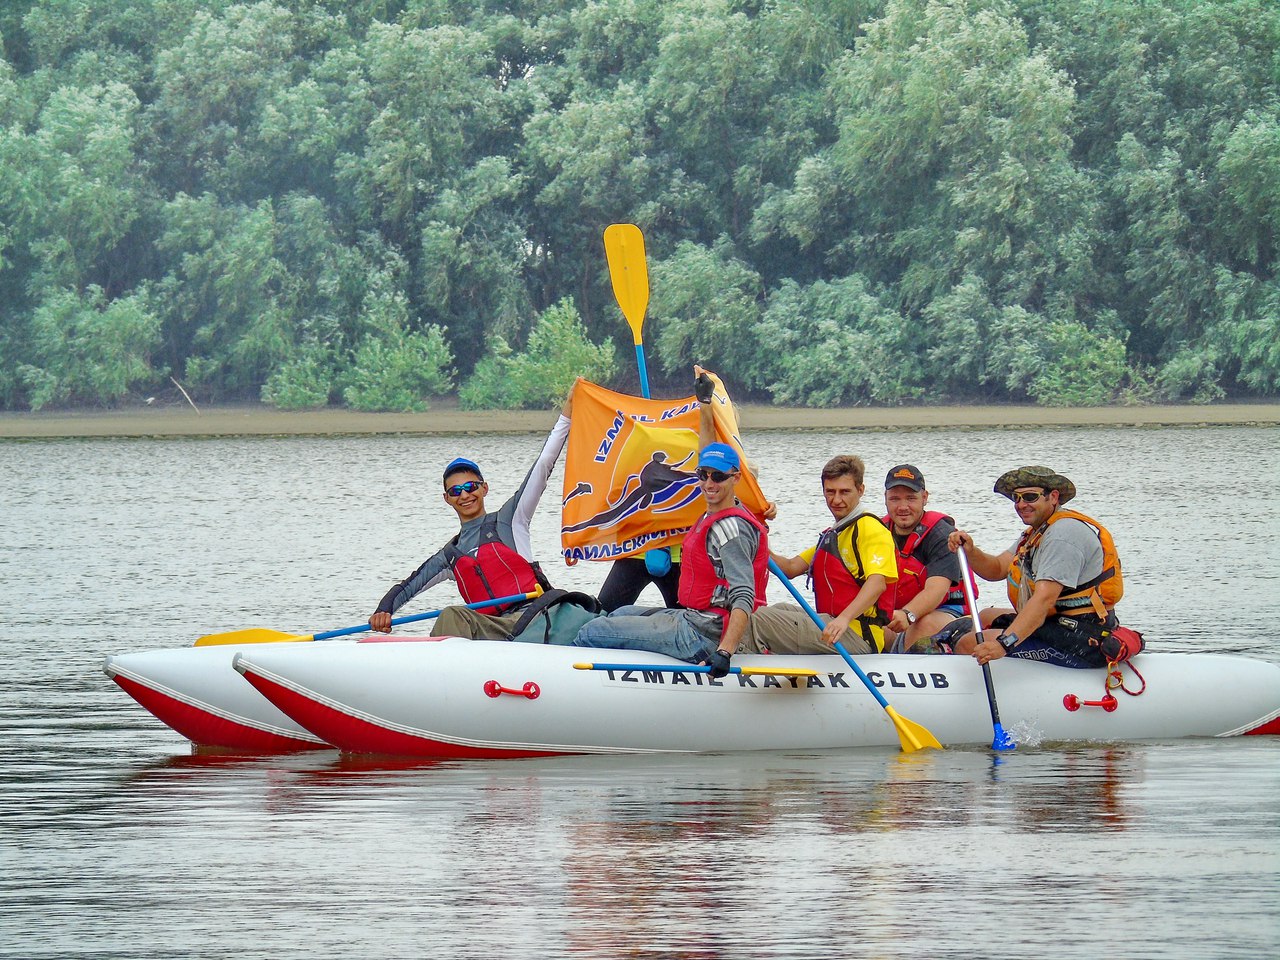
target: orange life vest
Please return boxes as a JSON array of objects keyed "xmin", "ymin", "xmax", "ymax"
[{"xmin": 1006, "ymin": 509, "xmax": 1123, "ymax": 618}]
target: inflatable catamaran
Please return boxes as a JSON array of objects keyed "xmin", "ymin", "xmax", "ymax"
[{"xmin": 105, "ymin": 637, "xmax": 1280, "ymax": 757}]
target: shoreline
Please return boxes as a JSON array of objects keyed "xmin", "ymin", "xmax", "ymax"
[{"xmin": 3, "ymin": 400, "xmax": 1279, "ymax": 438}]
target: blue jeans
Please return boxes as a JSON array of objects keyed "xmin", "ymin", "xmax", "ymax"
[{"xmin": 572, "ymin": 605, "xmax": 717, "ymax": 663}]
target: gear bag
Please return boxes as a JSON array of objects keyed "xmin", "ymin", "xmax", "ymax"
[
  {"xmin": 508, "ymin": 589, "xmax": 603, "ymax": 646},
  {"xmin": 1097, "ymin": 624, "xmax": 1145, "ymax": 663}
]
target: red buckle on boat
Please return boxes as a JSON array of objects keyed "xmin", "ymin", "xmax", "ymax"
[{"xmin": 483, "ymin": 680, "xmax": 540, "ymax": 700}]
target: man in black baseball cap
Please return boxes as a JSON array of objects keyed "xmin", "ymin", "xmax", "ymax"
[{"xmin": 881, "ymin": 464, "xmax": 969, "ymax": 652}]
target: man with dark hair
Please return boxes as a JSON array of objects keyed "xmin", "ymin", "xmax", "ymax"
[
  {"xmin": 741, "ymin": 454, "xmax": 897, "ymax": 655},
  {"xmin": 367, "ymin": 390, "xmax": 573, "ymax": 639},
  {"xmin": 949, "ymin": 465, "xmax": 1126, "ymax": 668},
  {"xmin": 573, "ymin": 441, "xmax": 769, "ymax": 678}
]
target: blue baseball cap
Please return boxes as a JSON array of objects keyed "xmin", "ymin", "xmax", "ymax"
[
  {"xmin": 443, "ymin": 457, "xmax": 484, "ymax": 483},
  {"xmin": 698, "ymin": 442, "xmax": 740, "ymax": 473}
]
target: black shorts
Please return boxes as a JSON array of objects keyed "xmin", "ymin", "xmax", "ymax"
[{"xmin": 991, "ymin": 610, "xmax": 1116, "ymax": 669}]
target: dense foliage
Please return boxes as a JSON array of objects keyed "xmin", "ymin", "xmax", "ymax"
[{"xmin": 1, "ymin": 0, "xmax": 1276, "ymax": 410}]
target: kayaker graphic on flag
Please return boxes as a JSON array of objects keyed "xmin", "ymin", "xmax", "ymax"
[{"xmin": 561, "ymin": 375, "xmax": 770, "ymax": 562}]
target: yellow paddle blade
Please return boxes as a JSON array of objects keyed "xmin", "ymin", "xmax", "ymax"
[
  {"xmin": 194, "ymin": 628, "xmax": 312, "ymax": 647},
  {"xmin": 738, "ymin": 666, "xmax": 818, "ymax": 677},
  {"xmin": 884, "ymin": 705, "xmax": 943, "ymax": 753},
  {"xmin": 603, "ymin": 223, "xmax": 648, "ymax": 344}
]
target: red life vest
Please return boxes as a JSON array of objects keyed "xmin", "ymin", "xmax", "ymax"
[
  {"xmin": 677, "ymin": 504, "xmax": 769, "ymax": 628},
  {"xmin": 810, "ymin": 513, "xmax": 896, "ymax": 631},
  {"xmin": 882, "ymin": 510, "xmax": 970, "ymax": 612},
  {"xmin": 447, "ymin": 516, "xmax": 548, "ymax": 611}
]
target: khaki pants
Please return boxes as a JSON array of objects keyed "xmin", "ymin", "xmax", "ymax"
[
  {"xmin": 434, "ymin": 606, "xmax": 524, "ymax": 640},
  {"xmin": 740, "ymin": 603, "xmax": 874, "ymax": 656}
]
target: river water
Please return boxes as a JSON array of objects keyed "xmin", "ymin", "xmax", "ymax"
[{"xmin": 2, "ymin": 423, "xmax": 1278, "ymax": 959}]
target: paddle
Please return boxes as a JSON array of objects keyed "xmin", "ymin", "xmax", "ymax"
[
  {"xmin": 956, "ymin": 546, "xmax": 1016, "ymax": 751},
  {"xmin": 574, "ymin": 662, "xmax": 818, "ymax": 678},
  {"xmin": 193, "ymin": 589, "xmax": 543, "ymax": 647},
  {"xmin": 603, "ymin": 222, "xmax": 651, "ymax": 398},
  {"xmin": 768, "ymin": 559, "xmax": 941, "ymax": 752}
]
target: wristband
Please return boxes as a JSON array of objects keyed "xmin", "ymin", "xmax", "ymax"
[{"xmin": 996, "ymin": 631, "xmax": 1020, "ymax": 652}]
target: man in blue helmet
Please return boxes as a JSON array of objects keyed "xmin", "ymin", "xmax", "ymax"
[
  {"xmin": 367, "ymin": 389, "xmax": 574, "ymax": 639},
  {"xmin": 572, "ymin": 441, "xmax": 770, "ymax": 678}
]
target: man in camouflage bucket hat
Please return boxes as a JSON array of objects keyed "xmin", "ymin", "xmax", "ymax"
[
  {"xmin": 992, "ymin": 466, "xmax": 1076, "ymax": 504},
  {"xmin": 945, "ymin": 465, "xmax": 1126, "ymax": 669}
]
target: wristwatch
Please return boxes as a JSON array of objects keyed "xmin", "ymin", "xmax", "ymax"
[
  {"xmin": 904, "ymin": 610, "xmax": 918, "ymax": 626},
  {"xmin": 996, "ymin": 631, "xmax": 1020, "ymax": 652}
]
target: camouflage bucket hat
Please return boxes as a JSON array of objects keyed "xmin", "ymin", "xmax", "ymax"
[{"xmin": 993, "ymin": 466, "xmax": 1076, "ymax": 504}]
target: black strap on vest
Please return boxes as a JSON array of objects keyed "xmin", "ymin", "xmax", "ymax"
[{"xmin": 813, "ymin": 512, "xmax": 890, "ymax": 644}]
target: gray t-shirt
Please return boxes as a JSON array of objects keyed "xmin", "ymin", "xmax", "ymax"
[{"xmin": 1010, "ymin": 515, "xmax": 1104, "ymax": 610}]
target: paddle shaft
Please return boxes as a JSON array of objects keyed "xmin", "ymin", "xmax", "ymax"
[
  {"xmin": 957, "ymin": 545, "xmax": 1016, "ymax": 750},
  {"xmin": 767, "ymin": 558, "xmax": 941, "ymax": 752},
  {"xmin": 313, "ymin": 590, "xmax": 540, "ymax": 641},
  {"xmin": 768, "ymin": 560, "xmax": 891, "ymax": 708}
]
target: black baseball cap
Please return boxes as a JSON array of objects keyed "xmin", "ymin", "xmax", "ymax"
[{"xmin": 885, "ymin": 464, "xmax": 926, "ymax": 492}]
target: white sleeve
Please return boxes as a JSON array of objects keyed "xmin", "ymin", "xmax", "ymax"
[{"xmin": 503, "ymin": 414, "xmax": 570, "ymax": 557}]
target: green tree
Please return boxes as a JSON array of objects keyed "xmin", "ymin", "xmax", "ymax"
[
  {"xmin": 460, "ymin": 298, "xmax": 616, "ymax": 409},
  {"xmin": 647, "ymin": 238, "xmax": 765, "ymax": 385},
  {"xmin": 17, "ymin": 285, "xmax": 161, "ymax": 409}
]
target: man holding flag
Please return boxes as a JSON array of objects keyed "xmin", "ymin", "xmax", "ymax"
[{"xmin": 572, "ymin": 440, "xmax": 770, "ymax": 678}]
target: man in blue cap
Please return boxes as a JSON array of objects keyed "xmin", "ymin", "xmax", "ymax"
[
  {"xmin": 572, "ymin": 440, "xmax": 770, "ymax": 678},
  {"xmin": 368, "ymin": 390, "xmax": 574, "ymax": 639}
]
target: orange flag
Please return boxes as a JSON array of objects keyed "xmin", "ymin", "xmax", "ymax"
[{"xmin": 561, "ymin": 375, "xmax": 770, "ymax": 562}]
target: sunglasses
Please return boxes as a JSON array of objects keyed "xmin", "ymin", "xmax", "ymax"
[
  {"xmin": 446, "ymin": 480, "xmax": 484, "ymax": 497},
  {"xmin": 696, "ymin": 468, "xmax": 737, "ymax": 483},
  {"xmin": 1011, "ymin": 490, "xmax": 1048, "ymax": 504}
]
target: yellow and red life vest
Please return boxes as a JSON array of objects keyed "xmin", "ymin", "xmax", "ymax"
[{"xmin": 810, "ymin": 513, "xmax": 896, "ymax": 631}]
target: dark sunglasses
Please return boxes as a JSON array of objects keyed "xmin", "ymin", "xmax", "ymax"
[
  {"xmin": 446, "ymin": 480, "xmax": 484, "ymax": 497},
  {"xmin": 696, "ymin": 468, "xmax": 737, "ymax": 483},
  {"xmin": 1011, "ymin": 490, "xmax": 1047, "ymax": 504}
]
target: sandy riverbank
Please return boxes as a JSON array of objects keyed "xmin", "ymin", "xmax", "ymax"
[{"xmin": 2, "ymin": 399, "xmax": 1279, "ymax": 439}]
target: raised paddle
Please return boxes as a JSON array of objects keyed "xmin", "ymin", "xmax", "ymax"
[
  {"xmin": 603, "ymin": 222, "xmax": 651, "ymax": 398},
  {"xmin": 957, "ymin": 546, "xmax": 1016, "ymax": 751},
  {"xmin": 574, "ymin": 662, "xmax": 818, "ymax": 678},
  {"xmin": 193, "ymin": 589, "xmax": 543, "ymax": 647},
  {"xmin": 768, "ymin": 559, "xmax": 941, "ymax": 752}
]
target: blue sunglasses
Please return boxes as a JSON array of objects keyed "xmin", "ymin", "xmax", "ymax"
[{"xmin": 446, "ymin": 480, "xmax": 484, "ymax": 497}]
